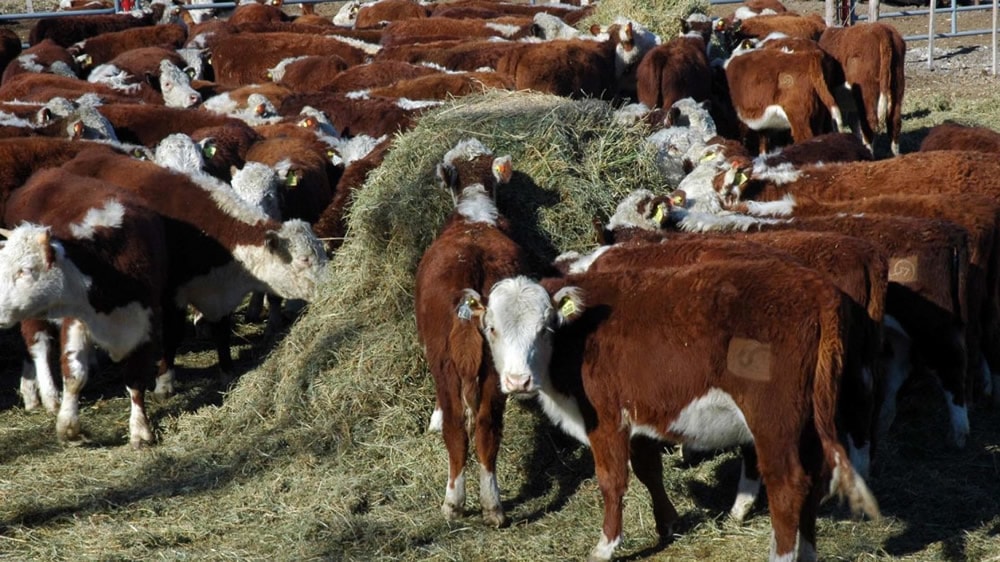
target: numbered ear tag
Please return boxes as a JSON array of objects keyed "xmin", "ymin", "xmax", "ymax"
[
  {"xmin": 559, "ymin": 297, "xmax": 576, "ymax": 317},
  {"xmin": 458, "ymin": 301, "xmax": 474, "ymax": 321}
]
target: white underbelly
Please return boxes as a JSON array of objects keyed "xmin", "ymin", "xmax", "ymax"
[
  {"xmin": 741, "ymin": 105, "xmax": 791, "ymax": 132},
  {"xmin": 668, "ymin": 388, "xmax": 754, "ymax": 450}
]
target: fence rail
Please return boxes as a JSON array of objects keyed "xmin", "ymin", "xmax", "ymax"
[{"xmin": 2, "ymin": 0, "xmax": 995, "ymax": 74}]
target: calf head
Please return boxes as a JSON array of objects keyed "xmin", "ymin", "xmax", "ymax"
[
  {"xmin": 437, "ymin": 138, "xmax": 513, "ymax": 202},
  {"xmin": 155, "ymin": 132, "xmax": 208, "ymax": 175},
  {"xmin": 0, "ymin": 225, "xmax": 65, "ymax": 329},
  {"xmin": 459, "ymin": 276, "xmax": 583, "ymax": 394},
  {"xmin": 152, "ymin": 59, "xmax": 202, "ymax": 108},
  {"xmin": 236, "ymin": 219, "xmax": 328, "ymax": 301},
  {"xmin": 231, "ymin": 162, "xmax": 282, "ymax": 220}
]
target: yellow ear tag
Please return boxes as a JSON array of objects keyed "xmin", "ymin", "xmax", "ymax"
[
  {"xmin": 652, "ymin": 203, "xmax": 666, "ymax": 225},
  {"xmin": 700, "ymin": 151, "xmax": 715, "ymax": 163},
  {"xmin": 202, "ymin": 144, "xmax": 217, "ymax": 159},
  {"xmin": 286, "ymin": 172, "xmax": 300, "ymax": 188},
  {"xmin": 559, "ymin": 297, "xmax": 577, "ymax": 317},
  {"xmin": 736, "ymin": 171, "xmax": 749, "ymax": 185}
]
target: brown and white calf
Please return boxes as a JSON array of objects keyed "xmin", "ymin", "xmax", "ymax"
[
  {"xmin": 415, "ymin": 138, "xmax": 523, "ymax": 527},
  {"xmin": 1, "ymin": 39, "xmax": 80, "ymax": 85},
  {"xmin": 464, "ymin": 260, "xmax": 879, "ymax": 561},
  {"xmin": 0, "ymin": 169, "xmax": 168, "ymax": 448},
  {"xmin": 723, "ymin": 42, "xmax": 843, "ymax": 153},
  {"xmin": 67, "ymin": 23, "xmax": 188, "ymax": 71},
  {"xmin": 635, "ymin": 30, "xmax": 712, "ymax": 112},
  {"xmin": 818, "ymin": 22, "xmax": 905, "ymax": 155},
  {"xmin": 57, "ymin": 142, "xmax": 327, "ymax": 389},
  {"xmin": 86, "ymin": 46, "xmax": 202, "ymax": 108}
]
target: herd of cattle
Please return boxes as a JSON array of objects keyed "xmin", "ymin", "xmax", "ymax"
[{"xmin": 0, "ymin": 0, "xmax": 999, "ymax": 559}]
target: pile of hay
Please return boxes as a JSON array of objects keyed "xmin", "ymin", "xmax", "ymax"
[{"xmin": 158, "ymin": 91, "xmax": 669, "ymax": 557}]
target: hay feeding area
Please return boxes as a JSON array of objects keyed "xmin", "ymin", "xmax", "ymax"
[{"xmin": 2, "ymin": 79, "xmax": 1000, "ymax": 562}]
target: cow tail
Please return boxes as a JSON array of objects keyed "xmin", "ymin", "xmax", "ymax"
[
  {"xmin": 814, "ymin": 289, "xmax": 881, "ymax": 520},
  {"xmin": 876, "ymin": 33, "xmax": 893, "ymax": 131}
]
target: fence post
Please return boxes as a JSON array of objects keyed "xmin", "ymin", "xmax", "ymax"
[
  {"xmin": 928, "ymin": 0, "xmax": 936, "ymax": 69},
  {"xmin": 869, "ymin": 0, "xmax": 879, "ymax": 23},
  {"xmin": 993, "ymin": 0, "xmax": 998, "ymax": 75}
]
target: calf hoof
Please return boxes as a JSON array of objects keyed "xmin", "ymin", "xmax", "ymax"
[
  {"xmin": 441, "ymin": 501, "xmax": 463, "ymax": 521},
  {"xmin": 482, "ymin": 507, "xmax": 506, "ymax": 528},
  {"xmin": 56, "ymin": 416, "xmax": 82, "ymax": 442},
  {"xmin": 154, "ymin": 373, "xmax": 176, "ymax": 398},
  {"xmin": 729, "ymin": 498, "xmax": 755, "ymax": 524}
]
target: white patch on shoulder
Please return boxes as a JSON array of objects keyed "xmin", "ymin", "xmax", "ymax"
[
  {"xmin": 456, "ymin": 184, "xmax": 498, "ymax": 225},
  {"xmin": 485, "ymin": 22, "xmax": 522, "ymax": 37},
  {"xmin": 17, "ymin": 54, "xmax": 43, "ymax": 73},
  {"xmin": 566, "ymin": 246, "xmax": 611, "ymax": 274},
  {"xmin": 669, "ymin": 388, "xmax": 753, "ymax": 450},
  {"xmin": 345, "ymin": 89, "xmax": 370, "ymax": 100},
  {"xmin": 69, "ymin": 200, "xmax": 126, "ymax": 240}
]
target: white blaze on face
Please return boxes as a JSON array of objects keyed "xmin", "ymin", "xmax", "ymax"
[
  {"xmin": 482, "ymin": 277, "xmax": 557, "ymax": 394},
  {"xmin": 155, "ymin": 133, "xmax": 207, "ymax": 175},
  {"xmin": 231, "ymin": 219, "xmax": 327, "ymax": 302},
  {"xmin": 232, "ymin": 163, "xmax": 282, "ymax": 220},
  {"xmin": 0, "ymin": 225, "xmax": 70, "ymax": 329},
  {"xmin": 158, "ymin": 59, "xmax": 202, "ymax": 108}
]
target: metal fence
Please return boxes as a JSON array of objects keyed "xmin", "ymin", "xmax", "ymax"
[{"xmin": 708, "ymin": 0, "xmax": 998, "ymax": 74}]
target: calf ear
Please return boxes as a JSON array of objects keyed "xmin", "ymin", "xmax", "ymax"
[
  {"xmin": 492, "ymin": 155, "xmax": 513, "ymax": 185},
  {"xmin": 552, "ymin": 287, "xmax": 584, "ymax": 325},
  {"xmin": 456, "ymin": 289, "xmax": 485, "ymax": 325},
  {"xmin": 436, "ymin": 162, "xmax": 459, "ymax": 195},
  {"xmin": 38, "ymin": 230, "xmax": 57, "ymax": 269},
  {"xmin": 264, "ymin": 231, "xmax": 292, "ymax": 262}
]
